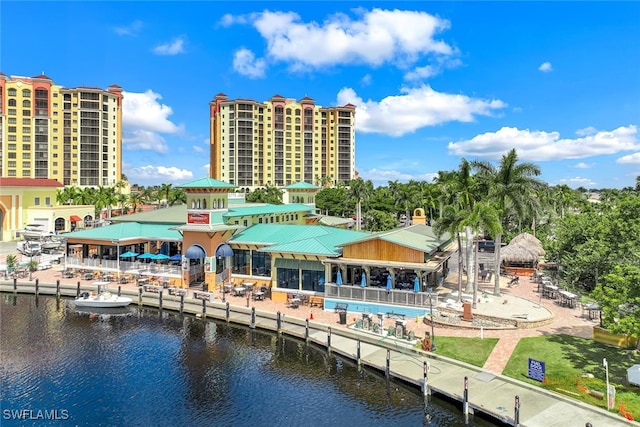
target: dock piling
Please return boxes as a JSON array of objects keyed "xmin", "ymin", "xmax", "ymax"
[
  {"xmin": 357, "ymin": 340, "xmax": 361, "ymax": 366},
  {"xmin": 76, "ymin": 281, "xmax": 81, "ymax": 297},
  {"xmin": 201, "ymin": 299, "xmax": 207, "ymax": 318},
  {"xmin": 305, "ymin": 319, "xmax": 309, "ymax": 340},
  {"xmin": 250, "ymin": 307, "xmax": 256, "ymax": 329},
  {"xmin": 158, "ymin": 289, "xmax": 163, "ymax": 310},
  {"xmin": 179, "ymin": 294, "xmax": 184, "ymax": 313},
  {"xmin": 277, "ymin": 311, "xmax": 282, "ymax": 333},
  {"xmin": 463, "ymin": 376, "xmax": 469, "ymax": 419},
  {"xmin": 327, "ymin": 326, "xmax": 332, "ymax": 350},
  {"xmin": 56, "ymin": 280, "xmax": 60, "ymax": 298},
  {"xmin": 35, "ymin": 279, "xmax": 39, "ymax": 295},
  {"xmin": 423, "ymin": 361, "xmax": 430, "ymax": 396},
  {"xmin": 117, "ymin": 286, "xmax": 121, "ymax": 296},
  {"xmin": 226, "ymin": 302, "xmax": 230, "ymax": 321},
  {"xmin": 386, "ymin": 349, "xmax": 391, "ymax": 379}
]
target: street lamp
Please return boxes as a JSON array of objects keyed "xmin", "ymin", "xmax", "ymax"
[
  {"xmin": 603, "ymin": 358, "xmax": 611, "ymax": 410},
  {"xmin": 429, "ymin": 291, "xmax": 437, "ymax": 352}
]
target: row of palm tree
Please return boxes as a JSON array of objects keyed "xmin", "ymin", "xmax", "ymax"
[
  {"xmin": 339, "ymin": 149, "xmax": 548, "ymax": 307},
  {"xmin": 56, "ymin": 181, "xmax": 186, "ymax": 218}
]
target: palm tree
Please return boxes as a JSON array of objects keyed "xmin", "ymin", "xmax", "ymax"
[
  {"xmin": 460, "ymin": 202, "xmax": 502, "ymax": 308},
  {"xmin": 434, "ymin": 205, "xmax": 467, "ymax": 302},
  {"xmin": 347, "ymin": 178, "xmax": 372, "ymax": 231},
  {"xmin": 393, "ymin": 181, "xmax": 420, "ymax": 226},
  {"xmin": 434, "ymin": 159, "xmax": 478, "ymax": 293},
  {"xmin": 473, "ymin": 148, "xmax": 543, "ymax": 296},
  {"xmin": 159, "ymin": 183, "xmax": 173, "ymax": 207}
]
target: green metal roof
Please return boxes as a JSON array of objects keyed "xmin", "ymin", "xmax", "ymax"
[
  {"xmin": 229, "ymin": 224, "xmax": 370, "ymax": 256},
  {"xmin": 64, "ymin": 222, "xmax": 182, "ymax": 242},
  {"xmin": 177, "ymin": 177, "xmax": 236, "ymax": 189},
  {"xmin": 109, "ymin": 205, "xmax": 187, "ymax": 224},
  {"xmin": 284, "ymin": 181, "xmax": 320, "ymax": 190},
  {"xmin": 343, "ymin": 224, "xmax": 452, "ymax": 253},
  {"xmin": 226, "ymin": 203, "xmax": 313, "ymax": 217}
]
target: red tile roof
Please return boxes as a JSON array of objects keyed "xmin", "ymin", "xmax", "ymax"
[
  {"xmin": 0, "ymin": 177, "xmax": 63, "ymax": 187},
  {"xmin": 32, "ymin": 73, "xmax": 52, "ymax": 80}
]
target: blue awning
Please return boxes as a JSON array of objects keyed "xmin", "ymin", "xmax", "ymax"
[
  {"xmin": 185, "ymin": 245, "xmax": 206, "ymax": 259},
  {"xmin": 215, "ymin": 244, "xmax": 234, "ymax": 258}
]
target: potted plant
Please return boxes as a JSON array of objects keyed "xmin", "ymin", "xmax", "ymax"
[
  {"xmin": 5, "ymin": 254, "xmax": 17, "ymax": 279},
  {"xmin": 27, "ymin": 259, "xmax": 39, "ymax": 281}
]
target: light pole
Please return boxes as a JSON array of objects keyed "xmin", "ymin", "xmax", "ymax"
[
  {"xmin": 429, "ymin": 291, "xmax": 436, "ymax": 352},
  {"xmin": 112, "ymin": 240, "xmax": 120, "ymax": 282}
]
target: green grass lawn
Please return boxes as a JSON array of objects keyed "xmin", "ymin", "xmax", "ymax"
[
  {"xmin": 422, "ymin": 336, "xmax": 499, "ymax": 367},
  {"xmin": 502, "ymin": 335, "xmax": 640, "ymax": 420}
]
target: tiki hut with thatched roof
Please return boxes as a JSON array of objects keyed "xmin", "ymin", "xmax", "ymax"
[{"xmin": 500, "ymin": 232, "xmax": 546, "ymax": 276}]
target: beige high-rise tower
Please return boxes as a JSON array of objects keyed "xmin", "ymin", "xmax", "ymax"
[
  {"xmin": 0, "ymin": 73, "xmax": 123, "ymax": 187},
  {"xmin": 209, "ymin": 93, "xmax": 356, "ymax": 190}
]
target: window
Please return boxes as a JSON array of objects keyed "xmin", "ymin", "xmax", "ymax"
[
  {"xmin": 8, "ymin": 88, "xmax": 17, "ymax": 96},
  {"xmin": 35, "ymin": 197, "xmax": 41, "ymax": 205},
  {"xmin": 22, "ymin": 89, "xmax": 31, "ymax": 97}
]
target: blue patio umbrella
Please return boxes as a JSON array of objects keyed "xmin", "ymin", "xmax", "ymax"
[
  {"xmin": 386, "ymin": 274, "xmax": 392, "ymax": 292},
  {"xmin": 168, "ymin": 254, "xmax": 182, "ymax": 261},
  {"xmin": 119, "ymin": 251, "xmax": 138, "ymax": 258},
  {"xmin": 154, "ymin": 254, "xmax": 170, "ymax": 260},
  {"xmin": 413, "ymin": 276, "xmax": 420, "ymax": 293},
  {"xmin": 360, "ymin": 272, "xmax": 366, "ymax": 287},
  {"xmin": 137, "ymin": 253, "xmax": 155, "ymax": 259},
  {"xmin": 336, "ymin": 270, "xmax": 343, "ymax": 285}
]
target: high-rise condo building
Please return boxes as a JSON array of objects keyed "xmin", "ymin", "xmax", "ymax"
[
  {"xmin": 0, "ymin": 73, "xmax": 123, "ymax": 187},
  {"xmin": 209, "ymin": 93, "xmax": 356, "ymax": 190}
]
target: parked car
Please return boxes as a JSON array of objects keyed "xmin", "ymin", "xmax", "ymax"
[{"xmin": 477, "ymin": 240, "xmax": 496, "ymax": 253}]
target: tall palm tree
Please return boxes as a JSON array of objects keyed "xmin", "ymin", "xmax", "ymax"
[
  {"xmin": 434, "ymin": 159, "xmax": 478, "ymax": 292},
  {"xmin": 159, "ymin": 183, "xmax": 173, "ymax": 207},
  {"xmin": 347, "ymin": 178, "xmax": 372, "ymax": 231},
  {"xmin": 460, "ymin": 202, "xmax": 502, "ymax": 308},
  {"xmin": 434, "ymin": 204, "xmax": 467, "ymax": 302},
  {"xmin": 473, "ymin": 148, "xmax": 543, "ymax": 296}
]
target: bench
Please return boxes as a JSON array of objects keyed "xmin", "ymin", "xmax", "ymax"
[
  {"xmin": 386, "ymin": 311, "xmax": 406, "ymax": 320},
  {"xmin": 334, "ymin": 302, "xmax": 348, "ymax": 312},
  {"xmin": 168, "ymin": 287, "xmax": 187, "ymax": 296},
  {"xmin": 309, "ymin": 296, "xmax": 324, "ymax": 307},
  {"xmin": 194, "ymin": 291, "xmax": 213, "ymax": 301}
]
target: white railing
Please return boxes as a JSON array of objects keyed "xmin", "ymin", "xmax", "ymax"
[
  {"xmin": 324, "ymin": 283, "xmax": 438, "ymax": 308},
  {"xmin": 66, "ymin": 256, "xmax": 181, "ymax": 277}
]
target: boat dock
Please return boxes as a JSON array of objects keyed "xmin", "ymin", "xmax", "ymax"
[{"xmin": 1, "ymin": 278, "xmax": 637, "ymax": 427}]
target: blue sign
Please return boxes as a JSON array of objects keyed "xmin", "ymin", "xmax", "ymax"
[{"xmin": 528, "ymin": 358, "xmax": 545, "ymax": 382}]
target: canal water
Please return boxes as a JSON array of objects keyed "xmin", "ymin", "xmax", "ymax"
[{"xmin": 0, "ymin": 294, "xmax": 495, "ymax": 426}]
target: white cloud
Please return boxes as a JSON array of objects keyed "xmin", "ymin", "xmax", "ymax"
[
  {"xmin": 558, "ymin": 177, "xmax": 596, "ymax": 188},
  {"xmin": 152, "ymin": 36, "xmax": 186, "ymax": 55},
  {"xmin": 125, "ymin": 165, "xmax": 194, "ymax": 183},
  {"xmin": 404, "ymin": 58, "xmax": 462, "ymax": 81},
  {"xmin": 360, "ymin": 73, "xmax": 372, "ymax": 86},
  {"xmin": 576, "ymin": 126, "xmax": 598, "ymax": 136},
  {"xmin": 617, "ymin": 152, "xmax": 640, "ymax": 165},
  {"xmin": 233, "ymin": 48, "xmax": 267, "ymax": 78},
  {"xmin": 359, "ymin": 168, "xmax": 438, "ymax": 186},
  {"xmin": 113, "ymin": 20, "xmax": 143, "ymax": 36},
  {"xmin": 227, "ymin": 9, "xmax": 455, "ymax": 71},
  {"xmin": 337, "ymin": 84, "xmax": 506, "ymax": 137},
  {"xmin": 447, "ymin": 125, "xmax": 639, "ymax": 161},
  {"xmin": 122, "ymin": 90, "xmax": 183, "ymax": 152},
  {"xmin": 538, "ymin": 61, "xmax": 553, "ymax": 72},
  {"xmin": 192, "ymin": 145, "xmax": 205, "ymax": 154},
  {"xmin": 573, "ymin": 162, "xmax": 594, "ymax": 169},
  {"xmin": 123, "ymin": 130, "xmax": 169, "ymax": 153}
]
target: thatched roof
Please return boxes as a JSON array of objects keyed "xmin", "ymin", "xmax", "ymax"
[
  {"xmin": 508, "ymin": 232, "xmax": 545, "ymax": 256},
  {"xmin": 500, "ymin": 244, "xmax": 540, "ymax": 263}
]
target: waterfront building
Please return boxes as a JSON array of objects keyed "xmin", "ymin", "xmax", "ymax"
[
  {"xmin": 62, "ymin": 178, "xmax": 454, "ymax": 311},
  {"xmin": 209, "ymin": 93, "xmax": 356, "ymax": 191},
  {"xmin": 0, "ymin": 73, "xmax": 123, "ymax": 187}
]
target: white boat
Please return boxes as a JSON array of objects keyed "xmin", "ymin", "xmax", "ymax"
[
  {"xmin": 74, "ymin": 282, "xmax": 133, "ymax": 308},
  {"xmin": 41, "ymin": 235, "xmax": 65, "ymax": 252},
  {"xmin": 21, "ymin": 224, "xmax": 47, "ymax": 240}
]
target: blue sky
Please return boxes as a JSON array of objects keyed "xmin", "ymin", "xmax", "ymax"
[{"xmin": 3, "ymin": 1, "xmax": 639, "ymax": 189}]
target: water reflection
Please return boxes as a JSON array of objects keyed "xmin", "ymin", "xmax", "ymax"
[{"xmin": 1, "ymin": 295, "xmax": 495, "ymax": 426}]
